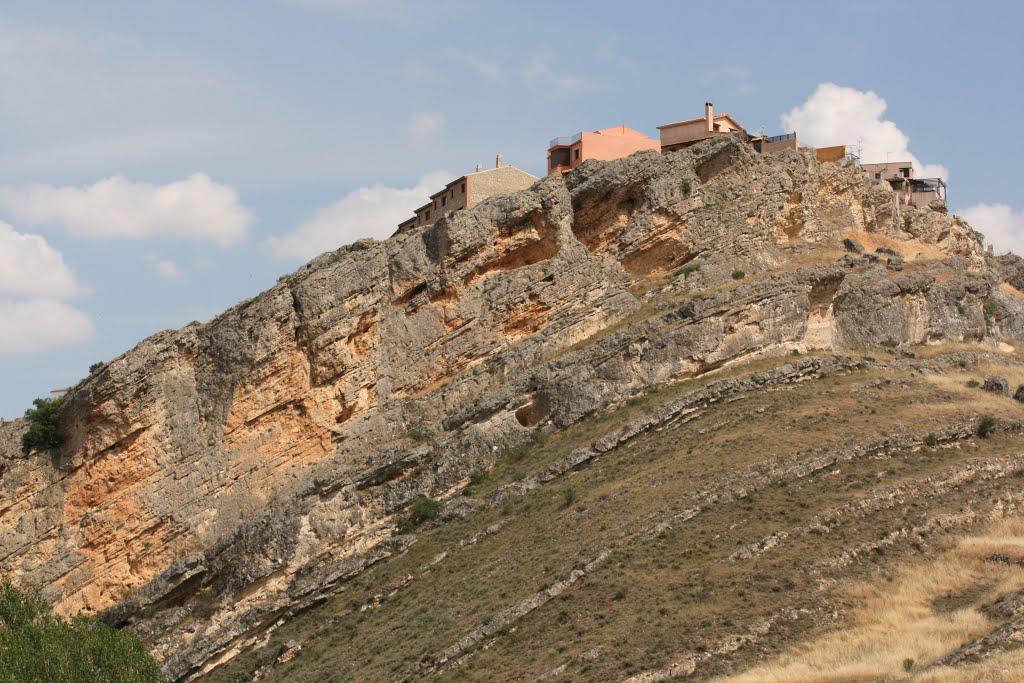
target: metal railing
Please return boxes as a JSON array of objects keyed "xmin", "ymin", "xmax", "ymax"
[
  {"xmin": 548, "ymin": 132, "xmax": 583, "ymax": 148},
  {"xmin": 765, "ymin": 132, "xmax": 796, "ymax": 143}
]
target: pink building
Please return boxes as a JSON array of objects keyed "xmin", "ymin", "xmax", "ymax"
[{"xmin": 547, "ymin": 125, "xmax": 660, "ymax": 175}]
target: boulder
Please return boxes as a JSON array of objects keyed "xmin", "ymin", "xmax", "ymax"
[
  {"xmin": 843, "ymin": 237, "xmax": 866, "ymax": 254},
  {"xmin": 1014, "ymin": 385, "xmax": 1024, "ymax": 402},
  {"xmin": 984, "ymin": 376, "xmax": 1009, "ymax": 394},
  {"xmin": 887, "ymin": 256, "xmax": 905, "ymax": 271}
]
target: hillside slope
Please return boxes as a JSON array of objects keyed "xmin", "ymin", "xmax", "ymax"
[{"xmin": 4, "ymin": 134, "xmax": 1024, "ymax": 680}]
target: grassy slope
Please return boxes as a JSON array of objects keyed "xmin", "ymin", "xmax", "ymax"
[{"xmin": 202, "ymin": 346, "xmax": 1024, "ymax": 682}]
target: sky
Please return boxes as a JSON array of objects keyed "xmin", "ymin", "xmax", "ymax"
[{"xmin": 1, "ymin": 0, "xmax": 1023, "ymax": 419}]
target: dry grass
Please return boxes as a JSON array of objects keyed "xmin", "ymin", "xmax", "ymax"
[
  {"xmin": 1000, "ymin": 282, "xmax": 1024, "ymax": 304},
  {"xmin": 715, "ymin": 518, "xmax": 1024, "ymax": 683},
  {"xmin": 916, "ymin": 647, "xmax": 1024, "ymax": 682},
  {"xmin": 842, "ymin": 230, "xmax": 946, "ymax": 261}
]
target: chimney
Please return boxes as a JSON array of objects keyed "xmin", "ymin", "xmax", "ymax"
[
  {"xmin": 475, "ymin": 163, "xmax": 482, "ymax": 172},
  {"xmin": 496, "ymin": 153, "xmax": 503, "ymax": 169},
  {"xmin": 705, "ymin": 102, "xmax": 714, "ymax": 132}
]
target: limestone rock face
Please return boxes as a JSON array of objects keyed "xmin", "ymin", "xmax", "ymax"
[{"xmin": 0, "ymin": 134, "xmax": 1018, "ymax": 680}]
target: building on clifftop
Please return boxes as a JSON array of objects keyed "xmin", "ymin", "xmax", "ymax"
[
  {"xmin": 546, "ymin": 125, "xmax": 660, "ymax": 175},
  {"xmin": 396, "ymin": 157, "xmax": 538, "ymax": 234},
  {"xmin": 861, "ymin": 161, "xmax": 947, "ymax": 207},
  {"xmin": 658, "ymin": 102, "xmax": 748, "ymax": 152}
]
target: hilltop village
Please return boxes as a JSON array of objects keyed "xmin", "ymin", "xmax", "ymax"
[{"xmin": 397, "ymin": 101, "xmax": 948, "ymax": 234}]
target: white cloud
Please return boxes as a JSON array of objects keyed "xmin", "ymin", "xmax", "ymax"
[
  {"xmin": 408, "ymin": 112, "xmax": 444, "ymax": 143},
  {"xmin": 0, "ymin": 299, "xmax": 94, "ymax": 354},
  {"xmin": 444, "ymin": 48, "xmax": 503, "ymax": 80},
  {"xmin": 521, "ymin": 52, "xmax": 595, "ymax": 94},
  {"xmin": 263, "ymin": 170, "xmax": 452, "ymax": 261},
  {"xmin": 0, "ymin": 174, "xmax": 253, "ymax": 246},
  {"xmin": 0, "ymin": 221, "xmax": 83, "ymax": 299},
  {"xmin": 958, "ymin": 203, "xmax": 1024, "ymax": 256},
  {"xmin": 0, "ymin": 221, "xmax": 92, "ymax": 355},
  {"xmin": 781, "ymin": 83, "xmax": 948, "ymax": 180},
  {"xmin": 145, "ymin": 254, "xmax": 183, "ymax": 279}
]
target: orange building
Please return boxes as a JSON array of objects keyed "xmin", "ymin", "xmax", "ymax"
[
  {"xmin": 546, "ymin": 125, "xmax": 660, "ymax": 175},
  {"xmin": 658, "ymin": 102, "xmax": 747, "ymax": 152}
]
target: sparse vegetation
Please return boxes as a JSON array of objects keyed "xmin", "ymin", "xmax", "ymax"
[
  {"xmin": 406, "ymin": 428, "xmax": 431, "ymax": 443},
  {"xmin": 984, "ymin": 297, "xmax": 999, "ymax": 334},
  {"xmin": 673, "ymin": 263, "xmax": 700, "ymax": 278},
  {"xmin": 681, "ymin": 180, "xmax": 691, "ymax": 196},
  {"xmin": 731, "ymin": 269, "xmax": 746, "ymax": 280},
  {"xmin": 395, "ymin": 496, "xmax": 443, "ymax": 534},
  {"xmin": 966, "ymin": 379, "xmax": 981, "ymax": 388},
  {"xmin": 977, "ymin": 414, "xmax": 997, "ymax": 438},
  {"xmin": 924, "ymin": 433, "xmax": 939, "ymax": 448},
  {"xmin": 562, "ymin": 487, "xmax": 576, "ymax": 508},
  {"xmin": 0, "ymin": 579, "xmax": 166, "ymax": 682},
  {"xmin": 88, "ymin": 362, "xmax": 105, "ymax": 374},
  {"xmin": 21, "ymin": 397, "xmax": 66, "ymax": 454}
]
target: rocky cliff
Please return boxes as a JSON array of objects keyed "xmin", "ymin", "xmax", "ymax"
[{"xmin": 2, "ymin": 134, "xmax": 1023, "ymax": 680}]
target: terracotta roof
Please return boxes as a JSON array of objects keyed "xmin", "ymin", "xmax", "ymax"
[{"xmin": 656, "ymin": 113, "xmax": 742, "ymax": 129}]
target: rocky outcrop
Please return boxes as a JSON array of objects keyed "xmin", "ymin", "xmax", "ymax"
[{"xmin": 1, "ymin": 134, "xmax": 1019, "ymax": 680}]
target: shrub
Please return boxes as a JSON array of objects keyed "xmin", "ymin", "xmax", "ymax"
[
  {"xmin": 681, "ymin": 180, "xmax": 691, "ymax": 196},
  {"xmin": 88, "ymin": 362, "xmax": 105, "ymax": 374},
  {"xmin": 984, "ymin": 297, "xmax": 999, "ymax": 333},
  {"xmin": 21, "ymin": 397, "xmax": 66, "ymax": 454},
  {"xmin": 924, "ymin": 433, "xmax": 938, "ymax": 448},
  {"xmin": 978, "ymin": 415, "xmax": 997, "ymax": 439},
  {"xmin": 903, "ymin": 658, "xmax": 915, "ymax": 672},
  {"xmin": 395, "ymin": 496, "xmax": 444, "ymax": 534},
  {"xmin": 0, "ymin": 580, "xmax": 166, "ymax": 682},
  {"xmin": 673, "ymin": 263, "xmax": 700, "ymax": 278},
  {"xmin": 563, "ymin": 487, "xmax": 577, "ymax": 508},
  {"xmin": 966, "ymin": 379, "xmax": 981, "ymax": 388},
  {"xmin": 731, "ymin": 270, "xmax": 746, "ymax": 280},
  {"xmin": 406, "ymin": 428, "xmax": 430, "ymax": 443}
]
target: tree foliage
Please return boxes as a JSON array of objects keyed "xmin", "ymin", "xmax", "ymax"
[
  {"xmin": 21, "ymin": 397, "xmax": 66, "ymax": 454},
  {"xmin": 0, "ymin": 580, "xmax": 166, "ymax": 683}
]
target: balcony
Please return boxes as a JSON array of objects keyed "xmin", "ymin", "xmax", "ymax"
[{"xmin": 548, "ymin": 132, "xmax": 583, "ymax": 149}]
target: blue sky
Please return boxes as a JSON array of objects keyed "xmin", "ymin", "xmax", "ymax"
[{"xmin": 1, "ymin": 0, "xmax": 1023, "ymax": 418}]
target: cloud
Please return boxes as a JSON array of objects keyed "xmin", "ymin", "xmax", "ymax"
[
  {"xmin": 0, "ymin": 299, "xmax": 94, "ymax": 354},
  {"xmin": 0, "ymin": 174, "xmax": 253, "ymax": 246},
  {"xmin": 263, "ymin": 170, "xmax": 452, "ymax": 261},
  {"xmin": 958, "ymin": 203, "xmax": 1024, "ymax": 256},
  {"xmin": 781, "ymin": 83, "xmax": 948, "ymax": 180},
  {"xmin": 444, "ymin": 48, "xmax": 502, "ymax": 80},
  {"xmin": 0, "ymin": 221, "xmax": 83, "ymax": 299},
  {"xmin": 0, "ymin": 221, "xmax": 92, "ymax": 355},
  {"xmin": 408, "ymin": 112, "xmax": 444, "ymax": 143},
  {"xmin": 145, "ymin": 254, "xmax": 183, "ymax": 279},
  {"xmin": 521, "ymin": 52, "xmax": 595, "ymax": 94}
]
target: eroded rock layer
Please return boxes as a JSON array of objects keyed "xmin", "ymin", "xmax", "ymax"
[{"xmin": 2, "ymin": 135, "xmax": 1022, "ymax": 680}]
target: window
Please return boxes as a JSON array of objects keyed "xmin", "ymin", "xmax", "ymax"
[
  {"xmin": 875, "ymin": 173, "xmax": 881, "ymax": 179},
  {"xmin": 442, "ymin": 197, "xmax": 447, "ymax": 207},
  {"xmin": 574, "ymin": 148, "xmax": 580, "ymax": 160},
  {"xmin": 425, "ymin": 210, "xmax": 431, "ymax": 220},
  {"xmin": 461, "ymin": 183, "xmax": 466, "ymax": 193},
  {"xmin": 900, "ymin": 167, "xmax": 911, "ymax": 178}
]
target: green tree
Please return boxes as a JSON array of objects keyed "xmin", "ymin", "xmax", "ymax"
[
  {"xmin": 21, "ymin": 397, "xmax": 66, "ymax": 454},
  {"xmin": 0, "ymin": 580, "xmax": 166, "ymax": 683}
]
